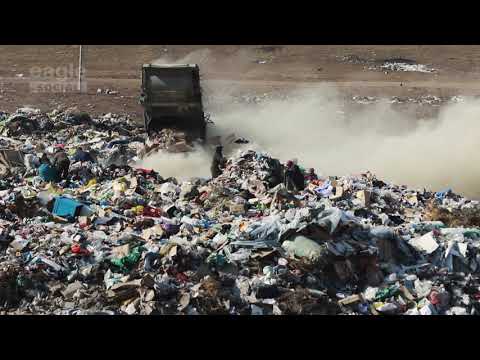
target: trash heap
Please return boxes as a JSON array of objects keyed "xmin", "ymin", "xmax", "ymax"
[
  {"xmin": 1, "ymin": 107, "xmax": 480, "ymax": 315},
  {"xmin": 141, "ymin": 129, "xmax": 194, "ymax": 156}
]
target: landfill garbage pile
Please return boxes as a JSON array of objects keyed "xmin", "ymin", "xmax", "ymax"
[{"xmin": 1, "ymin": 107, "xmax": 480, "ymax": 315}]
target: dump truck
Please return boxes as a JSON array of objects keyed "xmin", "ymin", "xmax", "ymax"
[{"xmin": 140, "ymin": 64, "xmax": 207, "ymax": 141}]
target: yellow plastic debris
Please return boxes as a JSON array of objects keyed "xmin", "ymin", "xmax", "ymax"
[{"xmin": 132, "ymin": 205, "xmax": 144, "ymax": 215}]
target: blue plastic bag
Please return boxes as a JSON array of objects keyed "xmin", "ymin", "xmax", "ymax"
[{"xmin": 435, "ymin": 188, "xmax": 451, "ymax": 201}]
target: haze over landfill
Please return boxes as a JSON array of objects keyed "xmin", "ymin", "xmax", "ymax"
[
  {"xmin": 1, "ymin": 45, "xmax": 479, "ymax": 197},
  {"xmin": 1, "ymin": 45, "xmax": 480, "ymax": 316}
]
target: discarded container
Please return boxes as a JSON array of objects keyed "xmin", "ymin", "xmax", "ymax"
[{"xmin": 52, "ymin": 197, "xmax": 84, "ymax": 219}]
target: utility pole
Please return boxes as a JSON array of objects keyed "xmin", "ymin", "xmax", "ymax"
[{"xmin": 78, "ymin": 45, "xmax": 84, "ymax": 92}]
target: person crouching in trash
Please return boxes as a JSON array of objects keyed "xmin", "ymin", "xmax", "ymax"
[
  {"xmin": 266, "ymin": 157, "xmax": 283, "ymax": 188},
  {"xmin": 38, "ymin": 153, "xmax": 60, "ymax": 183},
  {"xmin": 304, "ymin": 168, "xmax": 318, "ymax": 182},
  {"xmin": 284, "ymin": 160, "xmax": 305, "ymax": 192},
  {"xmin": 53, "ymin": 148, "xmax": 71, "ymax": 181},
  {"xmin": 211, "ymin": 145, "xmax": 226, "ymax": 179}
]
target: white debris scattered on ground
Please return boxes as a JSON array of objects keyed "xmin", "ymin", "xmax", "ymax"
[
  {"xmin": 377, "ymin": 62, "xmax": 436, "ymax": 73},
  {"xmin": 234, "ymin": 93, "xmax": 465, "ymax": 107},
  {"xmin": 351, "ymin": 96, "xmax": 379, "ymax": 105},
  {"xmin": 391, "ymin": 95, "xmax": 442, "ymax": 105},
  {"xmin": 97, "ymin": 88, "xmax": 118, "ymax": 96},
  {"xmin": 233, "ymin": 92, "xmax": 292, "ymax": 105},
  {"xmin": 450, "ymin": 95, "xmax": 466, "ymax": 103},
  {"xmin": 351, "ymin": 95, "xmax": 443, "ymax": 106},
  {"xmin": 337, "ymin": 55, "xmax": 437, "ymax": 74}
]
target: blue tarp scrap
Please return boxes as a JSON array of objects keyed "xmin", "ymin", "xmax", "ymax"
[
  {"xmin": 435, "ymin": 188, "xmax": 452, "ymax": 201},
  {"xmin": 52, "ymin": 196, "xmax": 84, "ymax": 218}
]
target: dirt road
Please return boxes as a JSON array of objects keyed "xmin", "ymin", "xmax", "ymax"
[{"xmin": 1, "ymin": 45, "xmax": 480, "ymax": 116}]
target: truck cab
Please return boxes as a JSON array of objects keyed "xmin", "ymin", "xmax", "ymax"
[{"xmin": 140, "ymin": 64, "xmax": 206, "ymax": 141}]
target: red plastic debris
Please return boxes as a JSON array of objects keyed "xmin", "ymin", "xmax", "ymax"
[
  {"xmin": 143, "ymin": 206, "xmax": 163, "ymax": 217},
  {"xmin": 432, "ymin": 229, "xmax": 442, "ymax": 237},
  {"xmin": 136, "ymin": 168, "xmax": 154, "ymax": 175},
  {"xmin": 176, "ymin": 272, "xmax": 189, "ymax": 283},
  {"xmin": 71, "ymin": 244, "xmax": 90, "ymax": 256}
]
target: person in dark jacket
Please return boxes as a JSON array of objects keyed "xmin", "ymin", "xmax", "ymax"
[
  {"xmin": 284, "ymin": 160, "xmax": 296, "ymax": 191},
  {"xmin": 266, "ymin": 157, "xmax": 283, "ymax": 188},
  {"xmin": 284, "ymin": 160, "xmax": 305, "ymax": 191},
  {"xmin": 304, "ymin": 168, "xmax": 318, "ymax": 182},
  {"xmin": 72, "ymin": 147, "xmax": 95, "ymax": 163},
  {"xmin": 14, "ymin": 193, "xmax": 27, "ymax": 219},
  {"xmin": 53, "ymin": 149, "xmax": 70, "ymax": 180},
  {"xmin": 211, "ymin": 145, "xmax": 226, "ymax": 179}
]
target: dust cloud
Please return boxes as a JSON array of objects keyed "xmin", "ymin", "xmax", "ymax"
[
  {"xmin": 152, "ymin": 48, "xmax": 213, "ymax": 69},
  {"xmin": 150, "ymin": 47, "xmax": 269, "ymax": 107},
  {"xmin": 151, "ymin": 48, "xmax": 255, "ymax": 75},
  {"xmin": 136, "ymin": 145, "xmax": 213, "ymax": 180},
  {"xmin": 209, "ymin": 86, "xmax": 480, "ymax": 198},
  {"xmin": 144, "ymin": 52, "xmax": 479, "ymax": 198}
]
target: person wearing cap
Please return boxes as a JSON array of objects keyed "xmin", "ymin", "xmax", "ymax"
[
  {"xmin": 284, "ymin": 160, "xmax": 305, "ymax": 191},
  {"xmin": 53, "ymin": 148, "xmax": 70, "ymax": 180},
  {"xmin": 284, "ymin": 160, "xmax": 295, "ymax": 191},
  {"xmin": 305, "ymin": 168, "xmax": 318, "ymax": 182},
  {"xmin": 266, "ymin": 157, "xmax": 283, "ymax": 188},
  {"xmin": 211, "ymin": 145, "xmax": 226, "ymax": 179}
]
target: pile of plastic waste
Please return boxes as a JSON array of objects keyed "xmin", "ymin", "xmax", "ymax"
[{"xmin": 0, "ymin": 107, "xmax": 480, "ymax": 315}]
